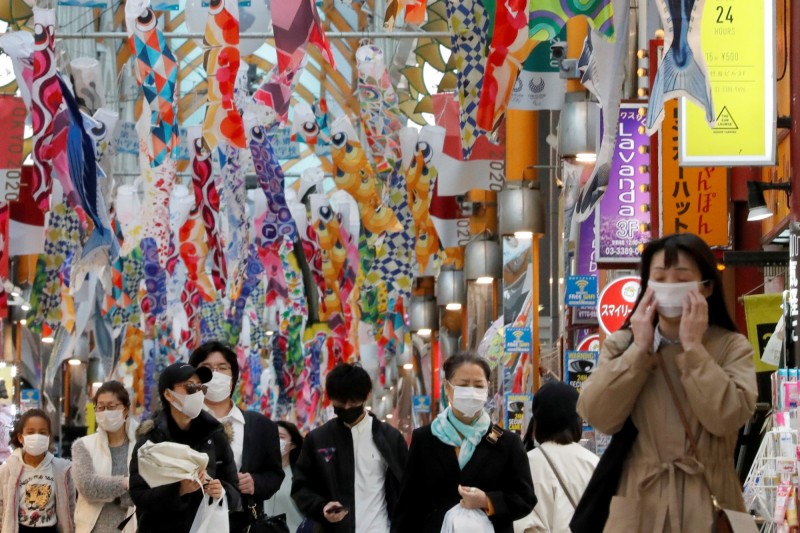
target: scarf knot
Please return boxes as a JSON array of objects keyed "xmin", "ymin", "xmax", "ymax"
[{"xmin": 431, "ymin": 407, "xmax": 490, "ymax": 469}]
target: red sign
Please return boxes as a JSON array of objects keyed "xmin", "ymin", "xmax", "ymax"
[
  {"xmin": 597, "ymin": 276, "xmax": 641, "ymax": 335},
  {"xmin": 576, "ymin": 333, "xmax": 600, "ymax": 352}
]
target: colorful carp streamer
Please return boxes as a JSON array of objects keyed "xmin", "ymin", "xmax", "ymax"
[
  {"xmin": 273, "ymin": 0, "xmax": 335, "ymax": 77},
  {"xmin": 139, "ymin": 237, "xmax": 168, "ymax": 326},
  {"xmin": 355, "ymin": 44, "xmax": 404, "ymax": 176},
  {"xmin": 378, "ymin": 296, "xmax": 406, "ymax": 383},
  {"xmin": 253, "ymin": 70, "xmax": 293, "ymax": 123},
  {"xmin": 219, "ymin": 143, "xmax": 249, "ymax": 277},
  {"xmin": 295, "ymin": 331, "xmax": 326, "ymax": 432},
  {"xmin": 202, "ymin": 0, "xmax": 246, "ymax": 149},
  {"xmin": 645, "ymin": 0, "xmax": 713, "ymax": 134},
  {"xmin": 35, "ymin": 204, "xmax": 80, "ymax": 329},
  {"xmin": 125, "ymin": 0, "xmax": 179, "ymax": 167},
  {"xmin": 406, "ymin": 127, "xmax": 442, "ymax": 274},
  {"xmin": 226, "ymin": 244, "xmax": 263, "ymax": 344},
  {"xmin": 330, "ymin": 117, "xmax": 402, "ymax": 241},
  {"xmin": 119, "ymin": 326, "xmax": 145, "ymax": 414},
  {"xmin": 291, "ymin": 99, "xmax": 331, "ymax": 149},
  {"xmin": 187, "ymin": 129, "xmax": 227, "ymax": 293},
  {"xmin": 31, "ymin": 7, "xmax": 63, "ymax": 210},
  {"xmin": 444, "ymin": 0, "xmax": 490, "ymax": 159},
  {"xmin": 384, "ymin": 0, "xmax": 427, "ymax": 30}
]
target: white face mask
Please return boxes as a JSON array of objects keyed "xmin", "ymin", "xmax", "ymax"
[
  {"xmin": 205, "ymin": 372, "xmax": 232, "ymax": 403},
  {"xmin": 96, "ymin": 409, "xmax": 126, "ymax": 433},
  {"xmin": 170, "ymin": 390, "xmax": 206, "ymax": 419},
  {"xmin": 648, "ymin": 280, "xmax": 702, "ymax": 318},
  {"xmin": 22, "ymin": 434, "xmax": 50, "ymax": 456},
  {"xmin": 449, "ymin": 383, "xmax": 488, "ymax": 418},
  {"xmin": 279, "ymin": 440, "xmax": 291, "ymax": 456}
]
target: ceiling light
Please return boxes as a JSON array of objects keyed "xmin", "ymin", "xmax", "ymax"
[
  {"xmin": 18, "ymin": 319, "xmax": 26, "ymax": 326},
  {"xmin": 42, "ymin": 336, "xmax": 54, "ymax": 344},
  {"xmin": 67, "ymin": 358, "xmax": 82, "ymax": 366},
  {"xmin": 10, "ymin": 291, "xmax": 20, "ymax": 299},
  {"xmin": 265, "ymin": 330, "xmax": 275, "ymax": 336},
  {"xmin": 475, "ymin": 277, "xmax": 494, "ymax": 285},
  {"xmin": 416, "ymin": 328, "xmax": 432, "ymax": 336},
  {"xmin": 402, "ymin": 363, "xmax": 414, "ymax": 370},
  {"xmin": 386, "ymin": 413, "xmax": 393, "ymax": 419},
  {"xmin": 445, "ymin": 303, "xmax": 462, "ymax": 311},
  {"xmin": 514, "ymin": 231, "xmax": 533, "ymax": 239},
  {"xmin": 747, "ymin": 180, "xmax": 791, "ymax": 222},
  {"xmin": 20, "ymin": 303, "xmax": 31, "ymax": 312},
  {"xmin": 575, "ymin": 153, "xmax": 597, "ymax": 162}
]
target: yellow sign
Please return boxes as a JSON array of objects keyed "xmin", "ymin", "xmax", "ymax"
[
  {"xmin": 679, "ymin": 0, "xmax": 775, "ymax": 166},
  {"xmin": 660, "ymin": 100, "xmax": 730, "ymax": 247}
]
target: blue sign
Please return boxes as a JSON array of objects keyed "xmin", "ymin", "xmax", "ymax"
[
  {"xmin": 20, "ymin": 389, "xmax": 40, "ymax": 411},
  {"xmin": 565, "ymin": 275, "xmax": 598, "ymax": 308},
  {"xmin": 504, "ymin": 327, "xmax": 532, "ymax": 353},
  {"xmin": 412, "ymin": 395, "xmax": 431, "ymax": 414}
]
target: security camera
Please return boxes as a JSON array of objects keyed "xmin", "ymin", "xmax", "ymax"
[{"xmin": 550, "ymin": 41, "xmax": 567, "ymax": 61}]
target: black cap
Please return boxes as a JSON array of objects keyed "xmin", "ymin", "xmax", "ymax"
[
  {"xmin": 531, "ymin": 381, "xmax": 580, "ymax": 440},
  {"xmin": 158, "ymin": 363, "xmax": 212, "ymax": 400}
]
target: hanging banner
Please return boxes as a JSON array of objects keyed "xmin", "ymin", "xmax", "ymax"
[
  {"xmin": 679, "ymin": 0, "xmax": 776, "ymax": 166},
  {"xmin": 597, "ymin": 276, "xmax": 640, "ymax": 335},
  {"xmin": 509, "ymin": 27, "xmax": 567, "ymax": 112},
  {"xmin": 743, "ymin": 293, "xmax": 782, "ymax": 372},
  {"xmin": 659, "ymin": 100, "xmax": 730, "ymax": 247},
  {"xmin": 564, "ymin": 350, "xmax": 598, "ymax": 393},
  {"xmin": 0, "ymin": 96, "xmax": 26, "ymax": 201},
  {"xmin": 597, "ymin": 104, "xmax": 651, "ymax": 262}
]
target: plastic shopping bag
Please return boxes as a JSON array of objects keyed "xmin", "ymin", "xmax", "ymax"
[
  {"xmin": 190, "ymin": 494, "xmax": 229, "ymax": 533},
  {"xmin": 440, "ymin": 504, "xmax": 494, "ymax": 533},
  {"xmin": 137, "ymin": 440, "xmax": 209, "ymax": 488}
]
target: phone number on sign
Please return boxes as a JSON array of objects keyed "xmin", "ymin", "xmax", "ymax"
[
  {"xmin": 603, "ymin": 246, "xmax": 637, "ymax": 257},
  {"xmin": 599, "ymin": 304, "xmax": 633, "ymax": 317}
]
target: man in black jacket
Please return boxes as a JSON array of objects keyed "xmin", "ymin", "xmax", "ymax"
[
  {"xmin": 189, "ymin": 341, "xmax": 284, "ymax": 531},
  {"xmin": 129, "ymin": 362, "xmax": 241, "ymax": 532},
  {"xmin": 292, "ymin": 363, "xmax": 408, "ymax": 533}
]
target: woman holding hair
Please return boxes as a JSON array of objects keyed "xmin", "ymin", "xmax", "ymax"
[
  {"xmin": 393, "ymin": 352, "xmax": 535, "ymax": 533},
  {"xmin": 0, "ymin": 408, "xmax": 75, "ymax": 532},
  {"xmin": 72, "ymin": 381, "xmax": 139, "ymax": 533},
  {"xmin": 264, "ymin": 421, "xmax": 305, "ymax": 532},
  {"xmin": 578, "ymin": 233, "xmax": 757, "ymax": 531},
  {"xmin": 514, "ymin": 381, "xmax": 598, "ymax": 533}
]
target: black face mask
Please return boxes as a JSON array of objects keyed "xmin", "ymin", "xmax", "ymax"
[{"xmin": 334, "ymin": 405, "xmax": 364, "ymax": 425}]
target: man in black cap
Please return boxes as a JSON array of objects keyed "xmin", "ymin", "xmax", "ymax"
[
  {"xmin": 128, "ymin": 362, "xmax": 241, "ymax": 532},
  {"xmin": 514, "ymin": 381, "xmax": 598, "ymax": 533}
]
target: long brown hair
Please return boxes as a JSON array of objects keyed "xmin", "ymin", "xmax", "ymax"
[{"xmin": 621, "ymin": 233, "xmax": 737, "ymax": 332}]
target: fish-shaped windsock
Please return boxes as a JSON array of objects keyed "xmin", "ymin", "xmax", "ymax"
[
  {"xmin": 291, "ymin": 100, "xmax": 330, "ymax": 148},
  {"xmin": 31, "ymin": 7, "xmax": 64, "ymax": 211},
  {"xmin": 404, "ymin": 126, "xmax": 442, "ymax": 274},
  {"xmin": 384, "ymin": 0, "xmax": 427, "ymax": 30},
  {"xmin": 202, "ymin": 0, "xmax": 246, "ymax": 149},
  {"xmin": 125, "ymin": 0, "xmax": 179, "ymax": 167},
  {"xmin": 355, "ymin": 45, "xmax": 404, "ymax": 175},
  {"xmin": 330, "ymin": 117, "xmax": 402, "ymax": 239},
  {"xmin": 645, "ymin": 0, "xmax": 713, "ymax": 134},
  {"xmin": 273, "ymin": 0, "xmax": 335, "ymax": 76}
]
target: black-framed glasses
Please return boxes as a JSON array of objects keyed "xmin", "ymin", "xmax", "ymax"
[
  {"xmin": 95, "ymin": 403, "xmax": 123, "ymax": 412},
  {"xmin": 200, "ymin": 363, "xmax": 232, "ymax": 373},
  {"xmin": 178, "ymin": 382, "xmax": 208, "ymax": 395}
]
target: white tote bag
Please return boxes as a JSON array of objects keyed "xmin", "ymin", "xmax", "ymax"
[
  {"xmin": 190, "ymin": 494, "xmax": 229, "ymax": 533},
  {"xmin": 440, "ymin": 504, "xmax": 494, "ymax": 533},
  {"xmin": 136, "ymin": 440, "xmax": 209, "ymax": 487}
]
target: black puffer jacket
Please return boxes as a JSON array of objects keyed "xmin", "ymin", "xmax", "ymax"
[{"xmin": 129, "ymin": 410, "xmax": 241, "ymax": 532}]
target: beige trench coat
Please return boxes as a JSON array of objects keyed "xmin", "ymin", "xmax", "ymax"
[{"xmin": 577, "ymin": 326, "xmax": 757, "ymax": 533}]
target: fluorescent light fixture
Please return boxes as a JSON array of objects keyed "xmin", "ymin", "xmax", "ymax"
[
  {"xmin": 68, "ymin": 358, "xmax": 82, "ymax": 366},
  {"xmin": 416, "ymin": 328, "xmax": 432, "ymax": 337},
  {"xmin": 402, "ymin": 363, "xmax": 414, "ymax": 370},
  {"xmin": 575, "ymin": 152, "xmax": 597, "ymax": 162},
  {"xmin": 475, "ymin": 276, "xmax": 494, "ymax": 285},
  {"xmin": 42, "ymin": 336, "xmax": 54, "ymax": 344},
  {"xmin": 514, "ymin": 231, "xmax": 534, "ymax": 239},
  {"xmin": 445, "ymin": 303, "xmax": 462, "ymax": 311}
]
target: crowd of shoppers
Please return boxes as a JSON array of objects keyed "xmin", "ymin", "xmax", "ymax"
[{"xmin": 0, "ymin": 232, "xmax": 759, "ymax": 532}]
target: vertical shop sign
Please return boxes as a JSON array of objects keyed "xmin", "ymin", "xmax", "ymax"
[
  {"xmin": 564, "ymin": 350, "xmax": 599, "ymax": 393},
  {"xmin": 679, "ymin": 0, "xmax": 775, "ymax": 166},
  {"xmin": 597, "ymin": 103, "xmax": 651, "ymax": 262},
  {"xmin": 790, "ymin": 223, "xmax": 800, "ymax": 364},
  {"xmin": 0, "ymin": 96, "xmax": 26, "ymax": 320},
  {"xmin": 509, "ymin": 26, "xmax": 568, "ymax": 111},
  {"xmin": 659, "ymin": 100, "xmax": 729, "ymax": 247},
  {"xmin": 574, "ymin": 217, "xmax": 598, "ymax": 324}
]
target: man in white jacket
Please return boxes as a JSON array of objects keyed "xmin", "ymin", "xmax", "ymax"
[{"xmin": 514, "ymin": 382, "xmax": 598, "ymax": 533}]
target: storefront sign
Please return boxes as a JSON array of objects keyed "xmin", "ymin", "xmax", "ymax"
[
  {"xmin": 576, "ymin": 333, "xmax": 600, "ymax": 352},
  {"xmin": 743, "ymin": 293, "xmax": 782, "ymax": 372},
  {"xmin": 597, "ymin": 103, "xmax": 651, "ymax": 262},
  {"xmin": 504, "ymin": 326, "xmax": 532, "ymax": 353},
  {"xmin": 597, "ymin": 276, "xmax": 641, "ymax": 335},
  {"xmin": 505, "ymin": 393, "xmax": 532, "ymax": 434},
  {"xmin": 20, "ymin": 389, "xmax": 40, "ymax": 412},
  {"xmin": 412, "ymin": 395, "xmax": 431, "ymax": 414},
  {"xmin": 679, "ymin": 0, "xmax": 776, "ymax": 166},
  {"xmin": 564, "ymin": 350, "xmax": 599, "ymax": 393},
  {"xmin": 565, "ymin": 275, "xmax": 598, "ymax": 308},
  {"xmin": 660, "ymin": 100, "xmax": 729, "ymax": 247},
  {"xmin": 509, "ymin": 26, "xmax": 567, "ymax": 112},
  {"xmin": 0, "ymin": 96, "xmax": 26, "ymax": 203},
  {"xmin": 574, "ymin": 217, "xmax": 599, "ymax": 323},
  {"xmin": 790, "ymin": 224, "xmax": 800, "ymax": 351}
]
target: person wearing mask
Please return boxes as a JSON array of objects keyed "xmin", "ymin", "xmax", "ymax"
[
  {"xmin": 129, "ymin": 362, "xmax": 241, "ymax": 532},
  {"xmin": 72, "ymin": 381, "xmax": 139, "ymax": 533},
  {"xmin": 292, "ymin": 363, "xmax": 408, "ymax": 532},
  {"xmin": 189, "ymin": 341, "xmax": 284, "ymax": 531},
  {"xmin": 393, "ymin": 353, "xmax": 535, "ymax": 533},
  {"xmin": 265, "ymin": 421, "xmax": 305, "ymax": 531},
  {"xmin": 513, "ymin": 382, "xmax": 598, "ymax": 533},
  {"xmin": 0, "ymin": 408, "xmax": 75, "ymax": 532},
  {"xmin": 578, "ymin": 233, "xmax": 757, "ymax": 531}
]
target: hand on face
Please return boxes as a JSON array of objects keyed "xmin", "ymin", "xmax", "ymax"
[
  {"xmin": 630, "ymin": 287, "xmax": 657, "ymax": 351},
  {"xmin": 678, "ymin": 289, "xmax": 708, "ymax": 350}
]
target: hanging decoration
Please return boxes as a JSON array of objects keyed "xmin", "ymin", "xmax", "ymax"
[{"xmin": 291, "ymin": 100, "xmax": 331, "ymax": 153}]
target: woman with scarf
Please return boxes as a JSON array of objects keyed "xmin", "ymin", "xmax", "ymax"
[{"xmin": 392, "ymin": 353, "xmax": 535, "ymax": 532}]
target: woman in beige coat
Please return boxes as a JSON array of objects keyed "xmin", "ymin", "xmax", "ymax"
[{"xmin": 578, "ymin": 233, "xmax": 757, "ymax": 532}]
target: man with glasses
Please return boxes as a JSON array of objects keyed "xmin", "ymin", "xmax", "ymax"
[
  {"xmin": 129, "ymin": 362, "xmax": 241, "ymax": 532},
  {"xmin": 189, "ymin": 341, "xmax": 284, "ymax": 532}
]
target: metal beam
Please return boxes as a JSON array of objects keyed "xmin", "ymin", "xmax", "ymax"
[{"xmin": 57, "ymin": 30, "xmax": 451, "ymax": 40}]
